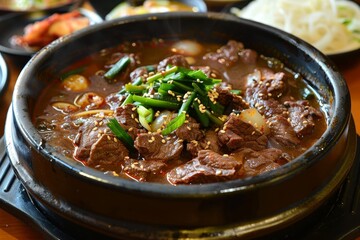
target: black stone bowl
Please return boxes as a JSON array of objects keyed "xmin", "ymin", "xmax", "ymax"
[{"xmin": 5, "ymin": 12, "xmax": 357, "ymax": 239}]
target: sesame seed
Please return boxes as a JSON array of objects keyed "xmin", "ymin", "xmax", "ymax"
[
  {"xmin": 92, "ymin": 127, "xmax": 98, "ymax": 131},
  {"xmin": 220, "ymin": 130, "xmax": 226, "ymax": 133},
  {"xmin": 107, "ymin": 135, "xmax": 111, "ymax": 140},
  {"xmin": 114, "ymin": 137, "xmax": 118, "ymax": 142},
  {"xmin": 161, "ymin": 139, "xmax": 166, "ymax": 143}
]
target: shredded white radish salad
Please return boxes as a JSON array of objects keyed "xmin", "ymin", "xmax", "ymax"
[{"xmin": 231, "ymin": 0, "xmax": 360, "ymax": 54}]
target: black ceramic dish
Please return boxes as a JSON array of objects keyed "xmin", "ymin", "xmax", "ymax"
[
  {"xmin": 0, "ymin": 53, "xmax": 8, "ymax": 97},
  {"xmin": 0, "ymin": 8, "xmax": 102, "ymax": 65},
  {"xmin": 6, "ymin": 12, "xmax": 356, "ymax": 239}
]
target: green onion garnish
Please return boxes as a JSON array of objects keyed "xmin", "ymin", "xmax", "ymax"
[
  {"xmin": 104, "ymin": 56, "xmax": 130, "ymax": 80},
  {"xmin": 107, "ymin": 118, "xmax": 134, "ymax": 150}
]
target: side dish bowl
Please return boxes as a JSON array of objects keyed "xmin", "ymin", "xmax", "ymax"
[{"xmin": 5, "ymin": 12, "xmax": 356, "ymax": 239}]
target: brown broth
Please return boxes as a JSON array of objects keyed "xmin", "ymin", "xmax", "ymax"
[{"xmin": 33, "ymin": 39, "xmax": 327, "ymax": 184}]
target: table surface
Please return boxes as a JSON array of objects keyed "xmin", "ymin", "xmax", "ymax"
[{"xmin": 0, "ymin": 14, "xmax": 360, "ymax": 240}]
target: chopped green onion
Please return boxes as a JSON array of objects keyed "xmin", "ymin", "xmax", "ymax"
[
  {"xmin": 178, "ymin": 91, "xmax": 196, "ymax": 115},
  {"xmin": 147, "ymin": 66, "xmax": 178, "ymax": 83},
  {"xmin": 104, "ymin": 56, "xmax": 130, "ymax": 80},
  {"xmin": 107, "ymin": 118, "xmax": 134, "ymax": 150},
  {"xmin": 132, "ymin": 95, "xmax": 180, "ymax": 109},
  {"xmin": 192, "ymin": 83, "xmax": 207, "ymax": 96},
  {"xmin": 125, "ymin": 84, "xmax": 146, "ymax": 94},
  {"xmin": 163, "ymin": 72, "xmax": 186, "ymax": 81},
  {"xmin": 139, "ymin": 115, "xmax": 152, "ymax": 131},
  {"xmin": 145, "ymin": 108, "xmax": 154, "ymax": 123},
  {"xmin": 121, "ymin": 94, "xmax": 133, "ymax": 106},
  {"xmin": 172, "ymin": 81, "xmax": 193, "ymax": 92},
  {"xmin": 205, "ymin": 110, "xmax": 224, "ymax": 126},
  {"xmin": 162, "ymin": 113, "xmax": 186, "ymax": 135},
  {"xmin": 192, "ymin": 101, "xmax": 209, "ymax": 127},
  {"xmin": 137, "ymin": 105, "xmax": 151, "ymax": 118}
]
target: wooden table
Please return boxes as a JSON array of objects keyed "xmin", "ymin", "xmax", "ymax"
[{"xmin": 0, "ymin": 46, "xmax": 360, "ymax": 240}]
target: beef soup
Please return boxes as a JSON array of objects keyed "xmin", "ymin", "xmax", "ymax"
[{"xmin": 33, "ymin": 39, "xmax": 326, "ymax": 185}]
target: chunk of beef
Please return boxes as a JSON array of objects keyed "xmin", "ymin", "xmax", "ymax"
[
  {"xmin": 157, "ymin": 55, "xmax": 189, "ymax": 72},
  {"xmin": 114, "ymin": 103, "xmax": 145, "ymax": 139},
  {"xmin": 203, "ymin": 40, "xmax": 244, "ymax": 67},
  {"xmin": 245, "ymin": 70, "xmax": 288, "ymax": 102},
  {"xmin": 175, "ymin": 116, "xmax": 204, "ymax": 142},
  {"xmin": 285, "ymin": 100, "xmax": 323, "ymax": 137},
  {"xmin": 267, "ymin": 115, "xmax": 300, "ymax": 147},
  {"xmin": 218, "ymin": 114, "xmax": 268, "ymax": 151},
  {"xmin": 134, "ymin": 133, "xmax": 183, "ymax": 161},
  {"xmin": 73, "ymin": 117, "xmax": 109, "ymax": 161},
  {"xmin": 232, "ymin": 148, "xmax": 291, "ymax": 177},
  {"xmin": 167, "ymin": 150, "xmax": 243, "ymax": 184},
  {"xmin": 123, "ymin": 158, "xmax": 166, "ymax": 182},
  {"xmin": 215, "ymin": 85, "xmax": 249, "ymax": 111},
  {"xmin": 239, "ymin": 49, "xmax": 258, "ymax": 64},
  {"xmin": 88, "ymin": 134, "xmax": 129, "ymax": 168},
  {"xmin": 187, "ymin": 130, "xmax": 221, "ymax": 157}
]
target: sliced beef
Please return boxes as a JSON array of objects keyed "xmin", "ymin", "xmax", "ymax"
[
  {"xmin": 123, "ymin": 158, "xmax": 166, "ymax": 182},
  {"xmin": 134, "ymin": 133, "xmax": 183, "ymax": 161},
  {"xmin": 105, "ymin": 93, "xmax": 127, "ymax": 110},
  {"xmin": 203, "ymin": 40, "xmax": 244, "ymax": 67},
  {"xmin": 255, "ymin": 98, "xmax": 288, "ymax": 119},
  {"xmin": 267, "ymin": 115, "xmax": 300, "ymax": 147},
  {"xmin": 218, "ymin": 114, "xmax": 268, "ymax": 151},
  {"xmin": 215, "ymin": 85, "xmax": 249, "ymax": 111},
  {"xmin": 187, "ymin": 130, "xmax": 221, "ymax": 157},
  {"xmin": 129, "ymin": 65, "xmax": 154, "ymax": 82},
  {"xmin": 285, "ymin": 100, "xmax": 323, "ymax": 137},
  {"xmin": 157, "ymin": 55, "xmax": 189, "ymax": 72},
  {"xmin": 114, "ymin": 103, "xmax": 145, "ymax": 139},
  {"xmin": 167, "ymin": 150, "xmax": 243, "ymax": 184},
  {"xmin": 175, "ymin": 116, "xmax": 204, "ymax": 142},
  {"xmin": 87, "ymin": 134, "xmax": 129, "ymax": 168},
  {"xmin": 233, "ymin": 148, "xmax": 291, "ymax": 177},
  {"xmin": 73, "ymin": 117, "xmax": 109, "ymax": 161}
]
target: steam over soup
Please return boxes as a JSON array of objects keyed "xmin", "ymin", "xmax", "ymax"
[{"xmin": 34, "ymin": 39, "xmax": 327, "ymax": 185}]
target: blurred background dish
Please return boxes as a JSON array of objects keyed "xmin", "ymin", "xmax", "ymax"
[
  {"xmin": 0, "ymin": 53, "xmax": 8, "ymax": 97},
  {"xmin": 227, "ymin": 0, "xmax": 360, "ymax": 58},
  {"xmin": 0, "ymin": 0, "xmax": 76, "ymax": 12},
  {"xmin": 88, "ymin": 0, "xmax": 207, "ymax": 20},
  {"xmin": 0, "ymin": 8, "xmax": 102, "ymax": 65}
]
